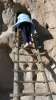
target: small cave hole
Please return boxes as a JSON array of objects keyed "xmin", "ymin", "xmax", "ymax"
[
  {"xmin": 32, "ymin": 64, "xmax": 38, "ymax": 70},
  {"xmin": 46, "ymin": 23, "xmax": 49, "ymax": 29},
  {"xmin": 33, "ymin": 73, "xmax": 37, "ymax": 81},
  {"xmin": 23, "ymin": 63, "xmax": 29, "ymax": 69},
  {"xmin": 44, "ymin": 0, "xmax": 46, "ymax": 3}
]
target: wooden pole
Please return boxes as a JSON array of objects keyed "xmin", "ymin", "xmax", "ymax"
[
  {"xmin": 34, "ymin": 35, "xmax": 53, "ymax": 100},
  {"xmin": 13, "ymin": 28, "xmax": 20, "ymax": 100}
]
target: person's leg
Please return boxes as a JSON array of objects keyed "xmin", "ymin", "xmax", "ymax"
[
  {"xmin": 19, "ymin": 22, "xmax": 31, "ymax": 47},
  {"xmin": 26, "ymin": 22, "xmax": 31, "ymax": 43},
  {"xmin": 21, "ymin": 26, "xmax": 29, "ymax": 44}
]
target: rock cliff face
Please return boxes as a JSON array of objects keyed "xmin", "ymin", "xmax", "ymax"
[{"xmin": 0, "ymin": 0, "xmax": 56, "ymax": 100}]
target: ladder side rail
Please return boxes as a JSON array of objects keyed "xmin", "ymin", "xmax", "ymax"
[
  {"xmin": 13, "ymin": 28, "xmax": 20, "ymax": 100},
  {"xmin": 33, "ymin": 35, "xmax": 53, "ymax": 100}
]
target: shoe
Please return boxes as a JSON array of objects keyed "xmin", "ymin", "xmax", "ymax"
[
  {"xmin": 24, "ymin": 42, "xmax": 29, "ymax": 48},
  {"xmin": 29, "ymin": 41, "xmax": 32, "ymax": 45},
  {"xmin": 29, "ymin": 41, "xmax": 32, "ymax": 46},
  {"xmin": 29, "ymin": 41, "xmax": 32, "ymax": 47}
]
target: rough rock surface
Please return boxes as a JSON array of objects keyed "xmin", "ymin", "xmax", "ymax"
[{"xmin": 0, "ymin": 0, "xmax": 56, "ymax": 100}]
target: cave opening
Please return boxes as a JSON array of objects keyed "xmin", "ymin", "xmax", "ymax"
[{"xmin": 15, "ymin": 8, "xmax": 31, "ymax": 32}]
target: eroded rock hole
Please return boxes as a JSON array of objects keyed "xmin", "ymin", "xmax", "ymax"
[
  {"xmin": 23, "ymin": 63, "xmax": 29, "ymax": 69},
  {"xmin": 32, "ymin": 64, "xmax": 38, "ymax": 81},
  {"xmin": 44, "ymin": 0, "xmax": 46, "ymax": 3},
  {"xmin": 46, "ymin": 23, "xmax": 49, "ymax": 29}
]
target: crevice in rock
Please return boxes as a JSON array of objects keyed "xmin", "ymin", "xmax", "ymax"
[
  {"xmin": 32, "ymin": 63, "xmax": 37, "ymax": 97},
  {"xmin": 44, "ymin": 0, "xmax": 46, "ymax": 3},
  {"xmin": 0, "ymin": 2, "xmax": 4, "ymax": 35},
  {"xmin": 0, "ymin": 45, "xmax": 13, "ymax": 92},
  {"xmin": 23, "ymin": 63, "xmax": 29, "ymax": 69},
  {"xmin": 45, "ymin": 23, "xmax": 49, "ymax": 29}
]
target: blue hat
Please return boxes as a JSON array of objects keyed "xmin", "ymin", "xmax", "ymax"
[
  {"xmin": 13, "ymin": 13, "xmax": 34, "ymax": 28},
  {"xmin": 13, "ymin": 13, "xmax": 36, "ymax": 34}
]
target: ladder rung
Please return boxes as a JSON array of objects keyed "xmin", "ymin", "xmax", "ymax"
[
  {"xmin": 13, "ymin": 69, "xmax": 44, "ymax": 73},
  {"xmin": 14, "ymin": 53, "xmax": 37, "ymax": 56},
  {"xmin": 10, "ymin": 92, "xmax": 54, "ymax": 97},
  {"xmin": 15, "ymin": 41, "xmax": 35, "ymax": 43},
  {"xmin": 15, "ymin": 46, "xmax": 41, "ymax": 49},
  {"xmin": 14, "ymin": 80, "xmax": 54, "ymax": 84},
  {"xmin": 13, "ymin": 52, "xmax": 46, "ymax": 56},
  {"xmin": 14, "ymin": 61, "xmax": 43, "ymax": 63},
  {"xmin": 15, "ymin": 46, "xmax": 35, "ymax": 49}
]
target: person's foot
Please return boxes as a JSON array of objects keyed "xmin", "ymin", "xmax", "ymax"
[
  {"xmin": 24, "ymin": 42, "xmax": 29, "ymax": 48},
  {"xmin": 29, "ymin": 42, "xmax": 32, "ymax": 47},
  {"xmin": 29, "ymin": 41, "xmax": 32, "ymax": 45}
]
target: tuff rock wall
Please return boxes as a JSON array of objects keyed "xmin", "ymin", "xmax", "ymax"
[{"xmin": 0, "ymin": 0, "xmax": 56, "ymax": 100}]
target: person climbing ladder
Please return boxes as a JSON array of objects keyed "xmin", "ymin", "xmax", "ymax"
[{"xmin": 13, "ymin": 12, "xmax": 36, "ymax": 48}]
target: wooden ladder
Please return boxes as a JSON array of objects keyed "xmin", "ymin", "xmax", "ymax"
[{"xmin": 10, "ymin": 28, "xmax": 55, "ymax": 100}]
